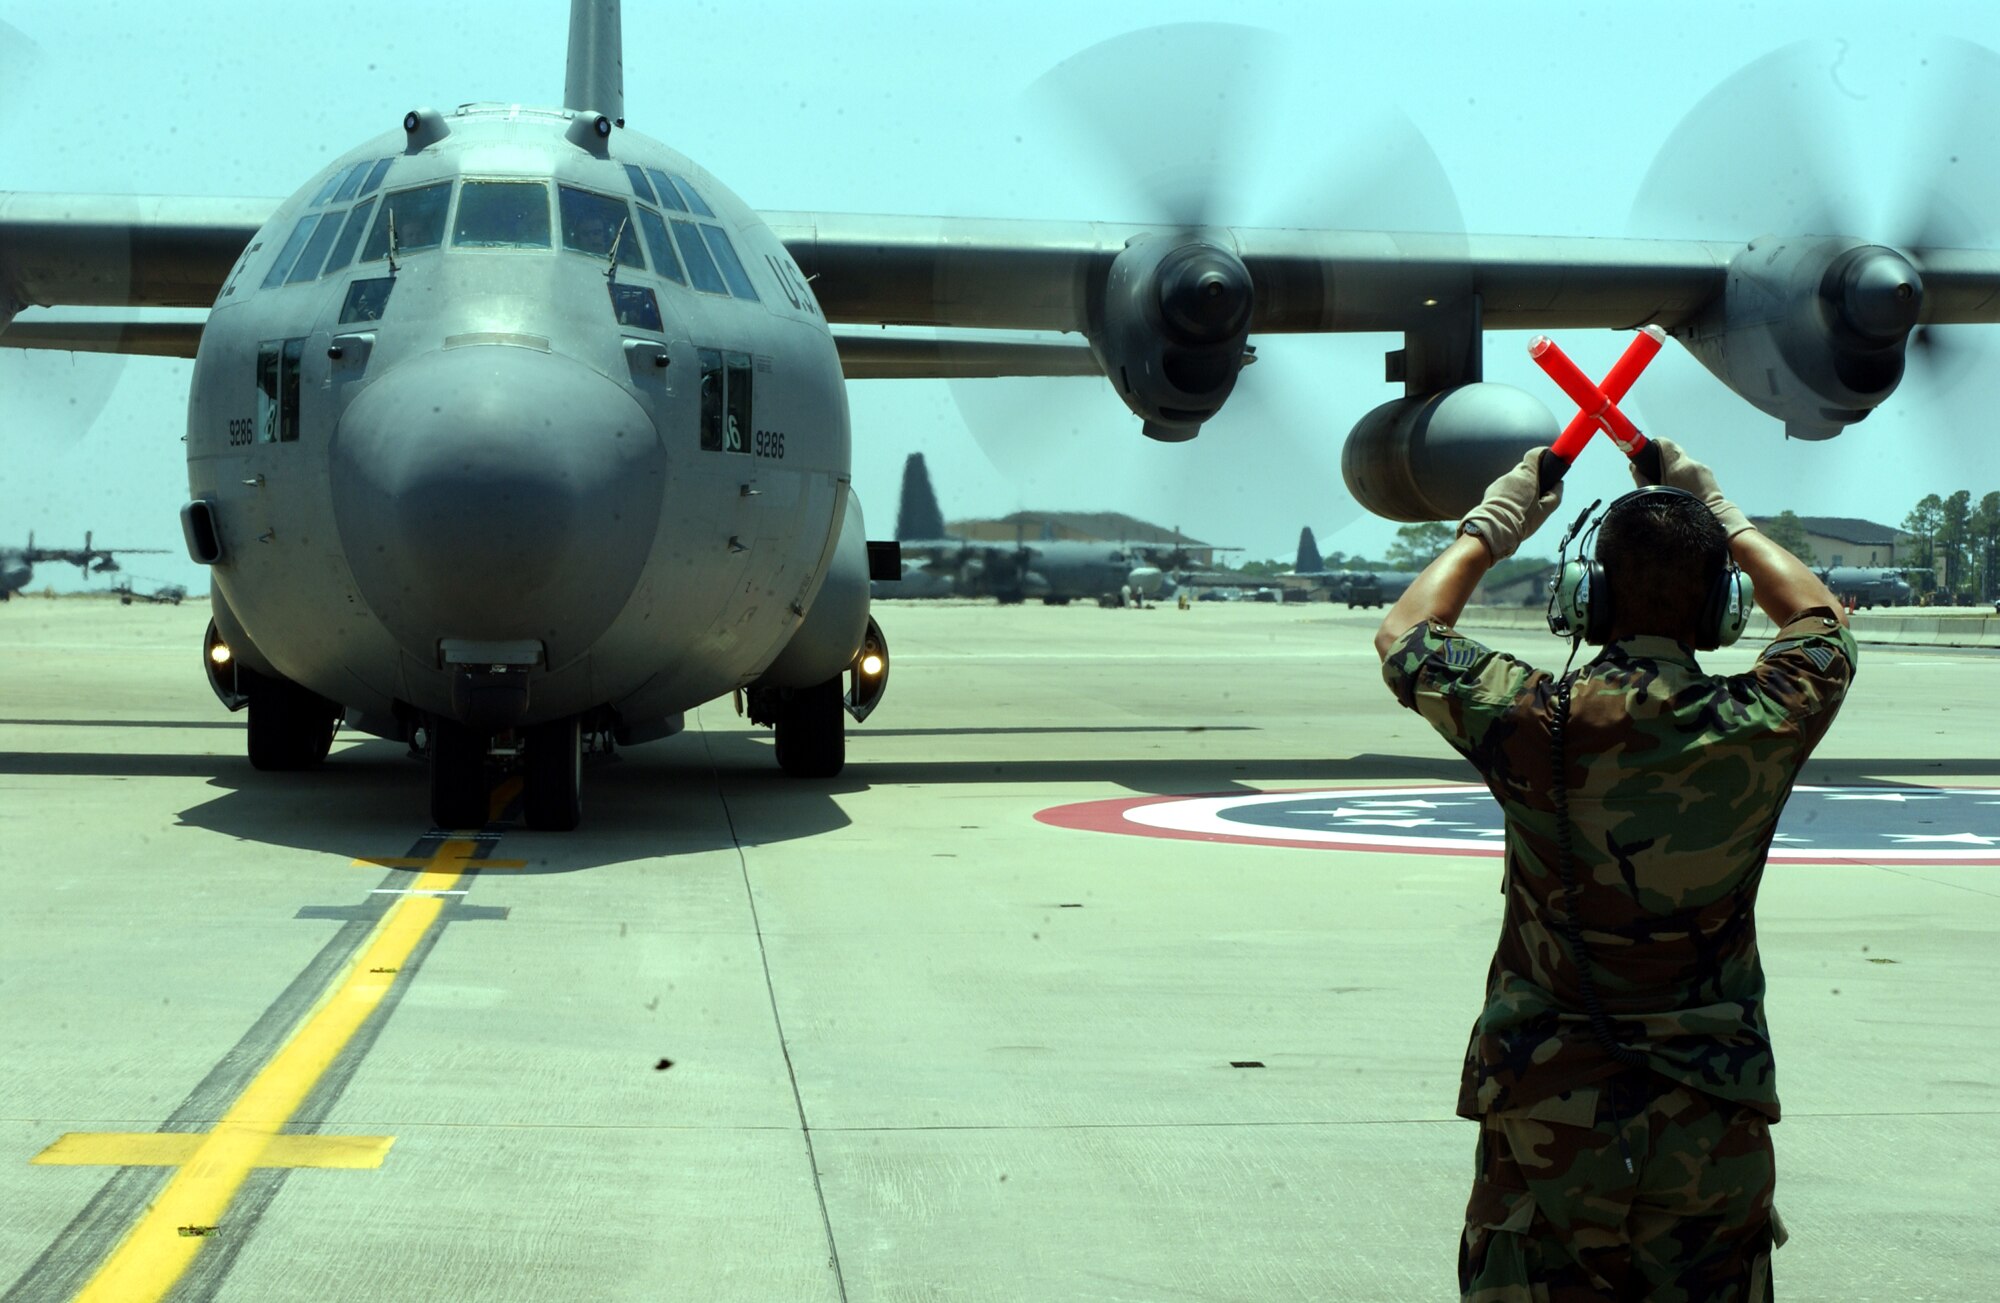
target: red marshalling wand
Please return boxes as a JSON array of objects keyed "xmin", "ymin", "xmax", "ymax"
[{"xmin": 1529, "ymin": 325, "xmax": 1667, "ymax": 490}]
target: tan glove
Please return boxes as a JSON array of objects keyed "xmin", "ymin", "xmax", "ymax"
[
  {"xmin": 1631, "ymin": 437, "xmax": 1754, "ymax": 537},
  {"xmin": 1459, "ymin": 448, "xmax": 1561, "ymax": 562}
]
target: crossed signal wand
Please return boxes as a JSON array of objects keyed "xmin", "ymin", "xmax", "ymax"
[{"xmin": 1529, "ymin": 324, "xmax": 1668, "ymax": 491}]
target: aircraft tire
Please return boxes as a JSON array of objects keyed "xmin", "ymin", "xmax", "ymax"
[
  {"xmin": 429, "ymin": 718, "xmax": 490, "ymax": 829},
  {"xmin": 775, "ymin": 678, "xmax": 844, "ymax": 778},
  {"xmin": 244, "ymin": 667, "xmax": 338, "ymax": 771},
  {"xmin": 523, "ymin": 715, "xmax": 583, "ymax": 832}
]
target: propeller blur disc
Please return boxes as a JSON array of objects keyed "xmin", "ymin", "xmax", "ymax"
[{"xmin": 948, "ymin": 22, "xmax": 1468, "ymax": 554}]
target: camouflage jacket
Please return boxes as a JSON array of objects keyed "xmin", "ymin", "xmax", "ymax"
[{"xmin": 1382, "ymin": 609, "xmax": 1856, "ymax": 1121}]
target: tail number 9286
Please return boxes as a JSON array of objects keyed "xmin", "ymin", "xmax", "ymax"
[{"xmin": 753, "ymin": 429, "xmax": 786, "ymax": 460}]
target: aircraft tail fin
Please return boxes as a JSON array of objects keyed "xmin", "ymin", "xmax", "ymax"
[
  {"xmin": 564, "ymin": 0, "xmax": 624, "ymax": 126},
  {"xmin": 896, "ymin": 453, "xmax": 946, "ymax": 541},
  {"xmin": 1296, "ymin": 526, "xmax": 1322, "ymax": 575}
]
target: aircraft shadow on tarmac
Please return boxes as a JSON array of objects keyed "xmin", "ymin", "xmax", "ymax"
[{"xmin": 5, "ymin": 729, "xmax": 1993, "ymax": 869}]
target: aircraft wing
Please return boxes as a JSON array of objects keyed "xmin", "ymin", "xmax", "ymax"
[
  {"xmin": 11, "ymin": 195, "xmax": 2000, "ymax": 333},
  {"xmin": 767, "ymin": 211, "xmax": 2000, "ymax": 332},
  {"xmin": 828, "ymin": 327, "xmax": 1096, "ymax": 379},
  {"xmin": 0, "ymin": 318, "xmax": 204, "ymax": 358},
  {"xmin": 0, "ymin": 193, "xmax": 276, "ymax": 312}
]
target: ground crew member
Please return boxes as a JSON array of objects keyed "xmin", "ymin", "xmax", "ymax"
[{"xmin": 1375, "ymin": 440, "xmax": 1856, "ymax": 1300}]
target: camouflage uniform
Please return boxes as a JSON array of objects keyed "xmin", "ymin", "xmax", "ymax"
[{"xmin": 1382, "ymin": 609, "xmax": 1856, "ymax": 1300}]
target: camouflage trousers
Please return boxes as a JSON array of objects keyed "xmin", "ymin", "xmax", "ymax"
[{"xmin": 1460, "ymin": 1073, "xmax": 1782, "ymax": 1301}]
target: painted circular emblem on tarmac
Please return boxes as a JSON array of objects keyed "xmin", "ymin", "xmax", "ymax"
[{"xmin": 1035, "ymin": 785, "xmax": 2000, "ymax": 865}]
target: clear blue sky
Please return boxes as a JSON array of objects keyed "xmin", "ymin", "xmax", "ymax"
[{"xmin": 4, "ymin": 0, "xmax": 1997, "ymax": 591}]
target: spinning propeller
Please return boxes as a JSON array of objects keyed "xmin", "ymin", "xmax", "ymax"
[
  {"xmin": 946, "ymin": 22, "xmax": 1467, "ymax": 549},
  {"xmin": 1626, "ymin": 36, "xmax": 2000, "ymax": 441},
  {"xmin": 0, "ymin": 18, "xmax": 138, "ymax": 452}
]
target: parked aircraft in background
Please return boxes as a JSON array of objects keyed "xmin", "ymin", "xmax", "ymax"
[
  {"xmin": 1285, "ymin": 526, "xmax": 1416, "ymax": 608},
  {"xmin": 1818, "ymin": 566, "xmax": 1915, "ymax": 608},
  {"xmin": 1, "ymin": 533, "xmax": 171, "ymax": 599},
  {"xmin": 877, "ymin": 453, "xmax": 1178, "ymax": 606}
]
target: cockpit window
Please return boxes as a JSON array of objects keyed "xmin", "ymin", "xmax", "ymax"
[
  {"xmin": 643, "ymin": 168, "xmax": 687, "ymax": 214},
  {"xmin": 635, "ymin": 208, "xmax": 684, "ymax": 285},
  {"xmin": 255, "ymin": 338, "xmax": 306, "ymax": 442},
  {"xmin": 332, "ymin": 160, "xmax": 371, "ymax": 204},
  {"xmin": 671, "ymin": 218, "xmax": 728, "ymax": 295},
  {"xmin": 623, "ymin": 164, "xmax": 656, "ymax": 204},
  {"xmin": 558, "ymin": 185, "xmax": 645, "ymax": 270},
  {"xmin": 669, "ymin": 174, "xmax": 717, "ymax": 218},
  {"xmin": 359, "ymin": 181, "xmax": 452, "ymax": 262},
  {"xmin": 700, "ymin": 226, "xmax": 759, "ymax": 301},
  {"xmin": 286, "ymin": 207, "xmax": 349, "ymax": 283},
  {"xmin": 609, "ymin": 283, "xmax": 663, "ymax": 332},
  {"xmin": 357, "ymin": 157, "xmax": 394, "ymax": 198},
  {"xmin": 321, "ymin": 197, "xmax": 376, "ymax": 277},
  {"xmin": 261, "ymin": 215, "xmax": 324, "ymax": 288},
  {"xmin": 339, "ymin": 277, "xmax": 396, "ymax": 324},
  {"xmin": 453, "ymin": 181, "xmax": 553, "ymax": 248},
  {"xmin": 307, "ymin": 165, "xmax": 353, "ymax": 209}
]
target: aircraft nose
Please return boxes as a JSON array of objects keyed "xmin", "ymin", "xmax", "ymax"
[{"xmin": 330, "ymin": 346, "xmax": 664, "ymax": 664}]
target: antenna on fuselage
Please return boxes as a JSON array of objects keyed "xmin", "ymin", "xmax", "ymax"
[{"xmin": 564, "ymin": 0, "xmax": 625, "ymax": 128}]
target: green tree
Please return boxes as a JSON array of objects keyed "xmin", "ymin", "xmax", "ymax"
[
  {"xmin": 1384, "ymin": 521, "xmax": 1456, "ymax": 570},
  {"xmin": 1970, "ymin": 491, "xmax": 2000, "ymax": 601},
  {"xmin": 1903, "ymin": 494, "xmax": 1943, "ymax": 595},
  {"xmin": 1939, "ymin": 489, "xmax": 1974, "ymax": 600},
  {"xmin": 1763, "ymin": 511, "xmax": 1816, "ymax": 565}
]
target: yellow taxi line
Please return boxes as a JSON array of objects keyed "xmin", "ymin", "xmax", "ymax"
[{"xmin": 70, "ymin": 845, "xmax": 472, "ymax": 1302}]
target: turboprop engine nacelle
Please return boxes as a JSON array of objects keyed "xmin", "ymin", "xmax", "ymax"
[
  {"xmin": 1090, "ymin": 234, "xmax": 1255, "ymax": 442},
  {"xmin": 1681, "ymin": 236, "xmax": 1922, "ymax": 441},
  {"xmin": 1342, "ymin": 383, "xmax": 1559, "ymax": 523}
]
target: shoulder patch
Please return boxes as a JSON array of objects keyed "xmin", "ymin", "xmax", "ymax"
[
  {"xmin": 1804, "ymin": 643, "xmax": 1836, "ymax": 672},
  {"xmin": 1441, "ymin": 638, "xmax": 1480, "ymax": 670}
]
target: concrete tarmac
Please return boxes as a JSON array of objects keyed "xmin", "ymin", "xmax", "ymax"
[{"xmin": 2, "ymin": 598, "xmax": 1996, "ymax": 1301}]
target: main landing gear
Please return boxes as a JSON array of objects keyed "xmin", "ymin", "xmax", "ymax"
[
  {"xmin": 772, "ymin": 679, "xmax": 845, "ymax": 779},
  {"xmin": 523, "ymin": 715, "xmax": 582, "ymax": 831},
  {"xmin": 243, "ymin": 666, "xmax": 341, "ymax": 771},
  {"xmin": 428, "ymin": 718, "xmax": 490, "ymax": 830},
  {"xmin": 426, "ymin": 714, "xmax": 586, "ymax": 831},
  {"xmin": 750, "ymin": 620, "xmax": 889, "ymax": 781}
]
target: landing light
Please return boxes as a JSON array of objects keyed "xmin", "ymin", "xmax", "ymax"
[
  {"xmin": 860, "ymin": 653, "xmax": 884, "ymax": 677},
  {"xmin": 210, "ymin": 643, "xmax": 233, "ymax": 665}
]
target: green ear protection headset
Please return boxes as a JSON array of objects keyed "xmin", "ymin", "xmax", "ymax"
[{"xmin": 1546, "ymin": 485, "xmax": 1751, "ymax": 649}]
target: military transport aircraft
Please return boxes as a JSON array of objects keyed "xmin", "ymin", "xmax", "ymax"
[
  {"xmin": 1285, "ymin": 526, "xmax": 1417, "ymax": 609},
  {"xmin": 1818, "ymin": 566, "xmax": 1917, "ymax": 609},
  {"xmin": 879, "ymin": 453, "xmax": 1178, "ymax": 605},
  {"xmin": 4, "ymin": 2, "xmax": 2000, "ymax": 830},
  {"xmin": 0, "ymin": 531, "xmax": 169, "ymax": 599}
]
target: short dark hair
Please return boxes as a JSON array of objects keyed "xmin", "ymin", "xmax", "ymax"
[{"xmin": 1595, "ymin": 490, "xmax": 1729, "ymax": 644}]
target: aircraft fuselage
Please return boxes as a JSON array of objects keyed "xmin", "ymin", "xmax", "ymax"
[{"xmin": 188, "ymin": 104, "xmax": 858, "ymax": 745}]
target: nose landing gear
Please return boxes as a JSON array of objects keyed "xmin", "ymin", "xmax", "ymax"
[{"xmin": 426, "ymin": 713, "xmax": 587, "ymax": 831}]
